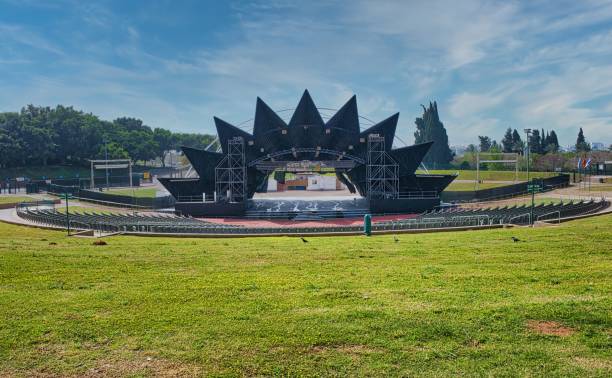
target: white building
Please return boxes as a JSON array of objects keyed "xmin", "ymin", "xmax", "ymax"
[{"xmin": 307, "ymin": 175, "xmax": 340, "ymax": 190}]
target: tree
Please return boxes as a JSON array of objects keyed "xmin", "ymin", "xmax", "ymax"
[
  {"xmin": 478, "ymin": 136, "xmax": 492, "ymax": 152},
  {"xmin": 501, "ymin": 128, "xmax": 514, "ymax": 153},
  {"xmin": 545, "ymin": 130, "xmax": 559, "ymax": 153},
  {"xmin": 511, "ymin": 129, "xmax": 523, "ymax": 154},
  {"xmin": 414, "ymin": 102, "xmax": 453, "ymax": 166},
  {"xmin": 0, "ymin": 105, "xmax": 215, "ymax": 169},
  {"xmin": 530, "ymin": 129, "xmax": 542, "ymax": 154},
  {"xmin": 575, "ymin": 127, "xmax": 590, "ymax": 152},
  {"xmin": 153, "ymin": 128, "xmax": 173, "ymax": 167}
]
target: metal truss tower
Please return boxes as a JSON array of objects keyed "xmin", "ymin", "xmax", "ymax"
[
  {"xmin": 366, "ymin": 134, "xmax": 399, "ymax": 199},
  {"xmin": 215, "ymin": 137, "xmax": 246, "ymax": 202}
]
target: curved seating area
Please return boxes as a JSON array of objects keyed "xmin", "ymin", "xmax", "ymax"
[
  {"xmin": 376, "ymin": 199, "xmax": 610, "ymax": 229},
  {"xmin": 15, "ymin": 199, "xmax": 609, "ymax": 235}
]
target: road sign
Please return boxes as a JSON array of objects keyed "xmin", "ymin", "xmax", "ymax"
[{"xmin": 527, "ymin": 184, "xmax": 542, "ymax": 193}]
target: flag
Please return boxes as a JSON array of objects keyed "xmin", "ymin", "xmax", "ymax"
[
  {"xmin": 584, "ymin": 158, "xmax": 592, "ymax": 168},
  {"xmin": 577, "ymin": 158, "xmax": 582, "ymax": 169}
]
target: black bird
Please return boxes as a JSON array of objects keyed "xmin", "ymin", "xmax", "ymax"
[
  {"xmin": 511, "ymin": 236, "xmax": 520, "ymax": 243},
  {"xmin": 300, "ymin": 237, "xmax": 308, "ymax": 243},
  {"xmin": 394, "ymin": 236, "xmax": 399, "ymax": 243}
]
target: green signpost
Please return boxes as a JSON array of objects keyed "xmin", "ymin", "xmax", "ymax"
[{"xmin": 526, "ymin": 183, "xmax": 542, "ymax": 225}]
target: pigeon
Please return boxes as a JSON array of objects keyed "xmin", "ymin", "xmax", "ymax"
[
  {"xmin": 300, "ymin": 237, "xmax": 308, "ymax": 243},
  {"xmin": 511, "ymin": 236, "xmax": 520, "ymax": 243},
  {"xmin": 394, "ymin": 236, "xmax": 399, "ymax": 243}
]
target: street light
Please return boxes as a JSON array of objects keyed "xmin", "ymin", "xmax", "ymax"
[
  {"xmin": 523, "ymin": 128, "xmax": 532, "ymax": 184},
  {"xmin": 524, "ymin": 128, "xmax": 534, "ymax": 225},
  {"xmin": 104, "ymin": 139, "xmax": 110, "ymax": 190}
]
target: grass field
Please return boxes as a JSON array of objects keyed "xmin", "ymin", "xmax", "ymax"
[
  {"xmin": 0, "ymin": 216, "xmax": 610, "ymax": 376},
  {"xmin": 445, "ymin": 182, "xmax": 508, "ymax": 191},
  {"xmin": 105, "ymin": 187, "xmax": 158, "ymax": 198},
  {"xmin": 0, "ymin": 196, "xmax": 35, "ymax": 205},
  {"xmin": 420, "ymin": 170, "xmax": 558, "ymax": 181}
]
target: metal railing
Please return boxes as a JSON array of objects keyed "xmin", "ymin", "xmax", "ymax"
[{"xmin": 537, "ymin": 210, "xmax": 561, "ymax": 224}]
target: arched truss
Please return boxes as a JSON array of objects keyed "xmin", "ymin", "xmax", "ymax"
[{"xmin": 247, "ymin": 148, "xmax": 366, "ymax": 167}]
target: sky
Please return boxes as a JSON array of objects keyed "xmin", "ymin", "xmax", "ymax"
[{"xmin": 1, "ymin": 0, "xmax": 611, "ymax": 148}]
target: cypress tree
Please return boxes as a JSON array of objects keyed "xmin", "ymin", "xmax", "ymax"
[
  {"xmin": 501, "ymin": 128, "xmax": 513, "ymax": 153},
  {"xmin": 576, "ymin": 127, "xmax": 590, "ymax": 152},
  {"xmin": 414, "ymin": 102, "xmax": 453, "ymax": 166},
  {"xmin": 530, "ymin": 129, "xmax": 541, "ymax": 154},
  {"xmin": 511, "ymin": 129, "xmax": 523, "ymax": 153}
]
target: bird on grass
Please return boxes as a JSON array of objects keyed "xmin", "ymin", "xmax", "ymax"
[
  {"xmin": 511, "ymin": 236, "xmax": 520, "ymax": 243},
  {"xmin": 394, "ymin": 236, "xmax": 399, "ymax": 243},
  {"xmin": 300, "ymin": 237, "xmax": 308, "ymax": 243}
]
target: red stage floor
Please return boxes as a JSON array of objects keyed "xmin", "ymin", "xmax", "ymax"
[{"xmin": 199, "ymin": 214, "xmax": 418, "ymax": 228}]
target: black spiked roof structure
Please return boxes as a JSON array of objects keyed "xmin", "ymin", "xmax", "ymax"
[{"xmin": 159, "ymin": 90, "xmax": 455, "ymax": 202}]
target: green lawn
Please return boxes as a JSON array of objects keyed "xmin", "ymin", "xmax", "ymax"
[
  {"xmin": 420, "ymin": 169, "xmax": 558, "ymax": 181},
  {"xmin": 56, "ymin": 206, "xmax": 120, "ymax": 215},
  {"xmin": 0, "ymin": 165, "xmax": 152, "ymax": 180},
  {"xmin": 105, "ymin": 187, "xmax": 157, "ymax": 198},
  {"xmin": 445, "ymin": 182, "xmax": 508, "ymax": 191},
  {"xmin": 0, "ymin": 196, "xmax": 35, "ymax": 205},
  {"xmin": 0, "ymin": 216, "xmax": 610, "ymax": 376}
]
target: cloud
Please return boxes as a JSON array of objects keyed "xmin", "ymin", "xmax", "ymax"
[
  {"xmin": 1, "ymin": 0, "xmax": 611, "ymax": 146},
  {"xmin": 0, "ymin": 23, "xmax": 64, "ymax": 55}
]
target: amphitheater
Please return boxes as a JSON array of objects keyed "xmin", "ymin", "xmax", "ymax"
[{"xmin": 9, "ymin": 195, "xmax": 610, "ymax": 237}]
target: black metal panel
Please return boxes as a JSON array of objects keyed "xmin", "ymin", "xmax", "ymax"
[
  {"xmin": 389, "ymin": 141, "xmax": 433, "ymax": 176},
  {"xmin": 158, "ymin": 178, "xmax": 214, "ymax": 198},
  {"xmin": 253, "ymin": 97, "xmax": 288, "ymax": 154},
  {"xmin": 355, "ymin": 113, "xmax": 399, "ymax": 157},
  {"xmin": 345, "ymin": 165, "xmax": 367, "ymax": 196},
  {"xmin": 324, "ymin": 95, "xmax": 360, "ymax": 152},
  {"xmin": 399, "ymin": 174, "xmax": 456, "ymax": 193},
  {"xmin": 287, "ymin": 90, "xmax": 326, "ymax": 152},
  {"xmin": 213, "ymin": 117, "xmax": 254, "ymax": 154},
  {"xmin": 182, "ymin": 146, "xmax": 224, "ymax": 179},
  {"xmin": 289, "ymin": 90, "xmax": 324, "ymax": 127},
  {"xmin": 336, "ymin": 172, "xmax": 356, "ymax": 194}
]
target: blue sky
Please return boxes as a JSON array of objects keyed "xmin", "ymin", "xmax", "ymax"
[{"xmin": 1, "ymin": 0, "xmax": 611, "ymax": 147}]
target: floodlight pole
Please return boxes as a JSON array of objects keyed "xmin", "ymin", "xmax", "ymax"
[
  {"xmin": 104, "ymin": 140, "xmax": 110, "ymax": 190},
  {"xmin": 65, "ymin": 192, "xmax": 70, "ymax": 235},
  {"xmin": 524, "ymin": 128, "xmax": 533, "ymax": 226},
  {"xmin": 524, "ymin": 129, "xmax": 531, "ymax": 184}
]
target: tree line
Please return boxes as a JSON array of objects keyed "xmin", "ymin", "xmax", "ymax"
[
  {"xmin": 476, "ymin": 127, "xmax": 595, "ymax": 155},
  {"xmin": 0, "ymin": 105, "xmax": 216, "ymax": 168}
]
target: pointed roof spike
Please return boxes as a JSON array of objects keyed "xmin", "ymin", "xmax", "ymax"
[
  {"xmin": 254, "ymin": 97, "xmax": 287, "ymax": 137},
  {"xmin": 214, "ymin": 116, "xmax": 253, "ymax": 154},
  {"xmin": 389, "ymin": 141, "xmax": 434, "ymax": 175},
  {"xmin": 325, "ymin": 95, "xmax": 359, "ymax": 133},
  {"xmin": 289, "ymin": 89, "xmax": 324, "ymax": 127},
  {"xmin": 181, "ymin": 146, "xmax": 224, "ymax": 178},
  {"xmin": 359, "ymin": 112, "xmax": 399, "ymax": 150}
]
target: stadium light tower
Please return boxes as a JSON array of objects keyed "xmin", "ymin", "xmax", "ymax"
[
  {"xmin": 104, "ymin": 139, "xmax": 110, "ymax": 190},
  {"xmin": 524, "ymin": 128, "xmax": 533, "ymax": 225},
  {"xmin": 523, "ymin": 129, "xmax": 532, "ymax": 184}
]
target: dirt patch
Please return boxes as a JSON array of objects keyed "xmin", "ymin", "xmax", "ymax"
[
  {"xmin": 82, "ymin": 356, "xmax": 201, "ymax": 377},
  {"xmin": 307, "ymin": 344, "xmax": 381, "ymax": 355},
  {"xmin": 526, "ymin": 320, "xmax": 575, "ymax": 337},
  {"xmin": 572, "ymin": 357, "xmax": 612, "ymax": 371}
]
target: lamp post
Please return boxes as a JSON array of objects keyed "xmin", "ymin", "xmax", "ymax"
[
  {"xmin": 65, "ymin": 191, "xmax": 70, "ymax": 236},
  {"xmin": 524, "ymin": 128, "xmax": 533, "ymax": 225},
  {"xmin": 104, "ymin": 139, "xmax": 110, "ymax": 190},
  {"xmin": 523, "ymin": 129, "xmax": 531, "ymax": 184}
]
